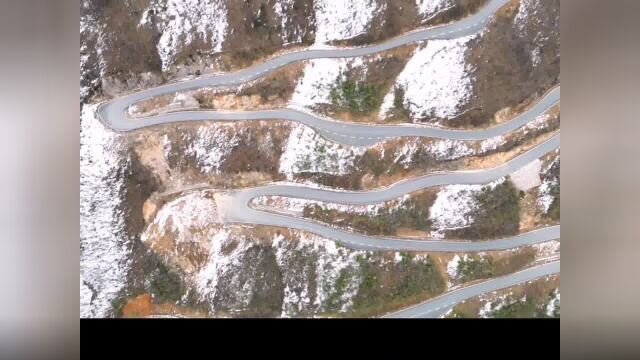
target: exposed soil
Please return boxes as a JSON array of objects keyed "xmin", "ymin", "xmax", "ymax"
[{"xmin": 122, "ymin": 293, "xmax": 208, "ymax": 318}]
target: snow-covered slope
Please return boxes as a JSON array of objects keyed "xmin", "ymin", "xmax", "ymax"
[
  {"xmin": 313, "ymin": 0, "xmax": 381, "ymax": 46},
  {"xmin": 142, "ymin": 214, "xmax": 365, "ymax": 316},
  {"xmin": 180, "ymin": 126, "xmax": 241, "ymax": 174},
  {"xmin": 80, "ymin": 104, "xmax": 131, "ymax": 318},
  {"xmin": 290, "ymin": 58, "xmax": 353, "ymax": 108},
  {"xmin": 416, "ymin": 0, "xmax": 453, "ymax": 17},
  {"xmin": 142, "ymin": 213, "xmax": 442, "ymax": 317},
  {"xmin": 380, "ymin": 35, "xmax": 475, "ymax": 124},
  {"xmin": 279, "ymin": 123, "xmax": 366, "ymax": 180},
  {"xmin": 142, "ymin": 0, "xmax": 229, "ymax": 72}
]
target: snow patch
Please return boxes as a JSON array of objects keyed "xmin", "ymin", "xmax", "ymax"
[
  {"xmin": 275, "ymin": 0, "xmax": 305, "ymax": 45},
  {"xmin": 533, "ymin": 240, "xmax": 560, "ymax": 263},
  {"xmin": 537, "ymin": 155, "xmax": 560, "ymax": 213},
  {"xmin": 313, "ymin": 0, "xmax": 380, "ymax": 46},
  {"xmin": 447, "ymin": 255, "xmax": 461, "ymax": 279},
  {"xmin": 380, "ymin": 35, "xmax": 475, "ymax": 123},
  {"xmin": 440, "ymin": 308, "xmax": 453, "ymax": 318},
  {"xmin": 537, "ymin": 178, "xmax": 557, "ymax": 212},
  {"xmin": 546, "ymin": 288, "xmax": 560, "ymax": 316},
  {"xmin": 480, "ymin": 135, "xmax": 506, "ymax": 153},
  {"xmin": 193, "ymin": 227, "xmax": 250, "ymax": 311},
  {"xmin": 393, "ymin": 134, "xmax": 509, "ymax": 168},
  {"xmin": 279, "ymin": 123, "xmax": 366, "ymax": 180},
  {"xmin": 273, "ymin": 231, "xmax": 364, "ymax": 316},
  {"xmin": 289, "ymin": 57, "xmax": 369, "ymax": 109},
  {"xmin": 290, "ymin": 58, "xmax": 350, "ymax": 108},
  {"xmin": 427, "ymin": 139, "xmax": 476, "ymax": 160},
  {"xmin": 514, "ymin": 0, "xmax": 536, "ymax": 34},
  {"xmin": 478, "ymin": 300, "xmax": 494, "ymax": 318},
  {"xmin": 80, "ymin": 5, "xmax": 106, "ymax": 102},
  {"xmin": 143, "ymin": 191, "xmax": 219, "ymax": 244},
  {"xmin": 251, "ymin": 195, "xmax": 391, "ymax": 216},
  {"xmin": 514, "ymin": 0, "xmax": 546, "ymax": 67},
  {"xmin": 478, "ymin": 293, "xmax": 510, "ymax": 318},
  {"xmin": 416, "ymin": 0, "xmax": 451, "ymax": 17},
  {"xmin": 429, "ymin": 179, "xmax": 504, "ymax": 238}
]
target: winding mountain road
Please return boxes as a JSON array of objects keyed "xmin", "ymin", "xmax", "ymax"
[
  {"xmin": 98, "ymin": 0, "xmax": 560, "ymax": 251},
  {"xmin": 91, "ymin": 0, "xmax": 561, "ymax": 316},
  {"xmin": 95, "ymin": 0, "xmax": 563, "ymax": 147},
  {"xmin": 96, "ymin": 0, "xmax": 560, "ymax": 253},
  {"xmin": 220, "ymin": 134, "xmax": 560, "ymax": 252}
]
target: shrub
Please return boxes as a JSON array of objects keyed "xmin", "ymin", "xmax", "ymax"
[
  {"xmin": 303, "ymin": 190, "xmax": 435, "ymax": 236},
  {"xmin": 330, "ymin": 80, "xmax": 381, "ymax": 113},
  {"xmin": 150, "ymin": 262, "xmax": 184, "ymax": 303},
  {"xmin": 449, "ymin": 180, "xmax": 521, "ymax": 239}
]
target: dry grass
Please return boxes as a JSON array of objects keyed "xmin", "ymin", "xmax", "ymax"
[
  {"xmin": 451, "ymin": 0, "xmax": 559, "ymax": 128},
  {"xmin": 449, "ymin": 274, "xmax": 560, "ymax": 317},
  {"xmin": 450, "ymin": 246, "xmax": 538, "ymax": 285}
]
